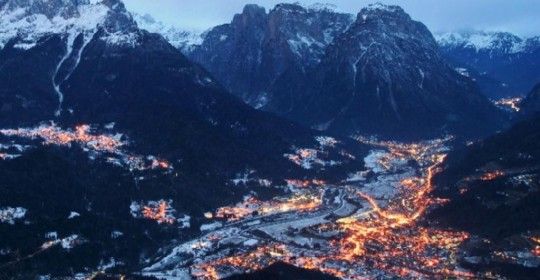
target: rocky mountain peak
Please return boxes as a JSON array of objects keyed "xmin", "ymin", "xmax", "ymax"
[
  {"xmin": 280, "ymin": 2, "xmax": 505, "ymax": 139},
  {"xmin": 359, "ymin": 3, "xmax": 407, "ymax": 19},
  {"xmin": 231, "ymin": 4, "xmax": 267, "ymax": 30},
  {"xmin": 1, "ymin": 0, "xmax": 125, "ymax": 19},
  {"xmin": 2, "ymin": 0, "xmax": 77, "ymax": 18},
  {"xmin": 354, "ymin": 2, "xmax": 434, "ymax": 46},
  {"xmin": 524, "ymin": 36, "xmax": 540, "ymax": 50},
  {"xmin": 272, "ymin": 2, "xmax": 305, "ymax": 13},
  {"xmin": 307, "ymin": 3, "xmax": 338, "ymax": 12},
  {"xmin": 241, "ymin": 3, "xmax": 266, "ymax": 16},
  {"xmin": 189, "ymin": 3, "xmax": 353, "ymax": 107},
  {"xmin": 0, "ymin": 0, "xmax": 137, "ymax": 49},
  {"xmin": 363, "ymin": 3, "xmax": 405, "ymax": 13},
  {"xmin": 265, "ymin": 3, "xmax": 353, "ymax": 64}
]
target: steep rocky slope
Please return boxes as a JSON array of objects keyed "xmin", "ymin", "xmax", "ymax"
[{"xmin": 189, "ymin": 3, "xmax": 354, "ymax": 107}]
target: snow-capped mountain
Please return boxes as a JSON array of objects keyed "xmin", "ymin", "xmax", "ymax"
[
  {"xmin": 132, "ymin": 12, "xmax": 204, "ymax": 53},
  {"xmin": 436, "ymin": 31, "xmax": 540, "ymax": 98},
  {"xmin": 269, "ymin": 3, "xmax": 506, "ymax": 139},
  {"xmin": 0, "ymin": 0, "xmax": 138, "ymax": 50},
  {"xmin": 436, "ymin": 31, "xmax": 528, "ymax": 54},
  {"xmin": 189, "ymin": 3, "xmax": 354, "ymax": 107}
]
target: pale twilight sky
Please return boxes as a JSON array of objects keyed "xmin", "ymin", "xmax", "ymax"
[{"xmin": 123, "ymin": 0, "xmax": 540, "ymax": 36}]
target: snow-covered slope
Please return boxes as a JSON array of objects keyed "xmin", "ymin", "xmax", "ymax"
[
  {"xmin": 132, "ymin": 13, "xmax": 204, "ymax": 53},
  {"xmin": 0, "ymin": 0, "xmax": 138, "ymax": 50}
]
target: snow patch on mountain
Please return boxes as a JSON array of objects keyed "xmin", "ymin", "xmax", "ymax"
[
  {"xmin": 276, "ymin": 5, "xmax": 354, "ymax": 64},
  {"xmin": 0, "ymin": 207, "xmax": 27, "ymax": 224},
  {"xmin": 288, "ymin": 34, "xmax": 325, "ymax": 57},
  {"xmin": 307, "ymin": 3, "xmax": 338, "ymax": 12},
  {"xmin": 52, "ymin": 30, "xmax": 97, "ymax": 116},
  {"xmin": 455, "ymin": 67, "xmax": 472, "ymax": 78}
]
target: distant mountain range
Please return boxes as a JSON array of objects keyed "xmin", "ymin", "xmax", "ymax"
[
  {"xmin": 133, "ymin": 12, "xmax": 540, "ymax": 103},
  {"xmin": 436, "ymin": 31, "xmax": 540, "ymax": 99},
  {"xmin": 132, "ymin": 13, "xmax": 204, "ymax": 53}
]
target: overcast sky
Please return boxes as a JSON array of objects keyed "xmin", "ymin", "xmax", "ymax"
[{"xmin": 123, "ymin": 0, "xmax": 540, "ymax": 36}]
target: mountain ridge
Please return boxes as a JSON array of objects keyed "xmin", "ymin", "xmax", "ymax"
[
  {"xmin": 266, "ymin": 3, "xmax": 507, "ymax": 139},
  {"xmin": 189, "ymin": 2, "xmax": 354, "ymax": 107}
]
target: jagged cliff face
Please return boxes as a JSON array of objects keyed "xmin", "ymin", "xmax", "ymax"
[
  {"xmin": 189, "ymin": 4, "xmax": 267, "ymax": 106},
  {"xmin": 265, "ymin": 3, "xmax": 353, "ymax": 68},
  {"xmin": 276, "ymin": 4, "xmax": 506, "ymax": 140},
  {"xmin": 189, "ymin": 3, "xmax": 354, "ymax": 107},
  {"xmin": 437, "ymin": 31, "xmax": 540, "ymax": 98}
]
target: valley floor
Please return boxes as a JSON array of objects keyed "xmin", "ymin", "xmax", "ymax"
[{"xmin": 142, "ymin": 137, "xmax": 488, "ymax": 280}]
